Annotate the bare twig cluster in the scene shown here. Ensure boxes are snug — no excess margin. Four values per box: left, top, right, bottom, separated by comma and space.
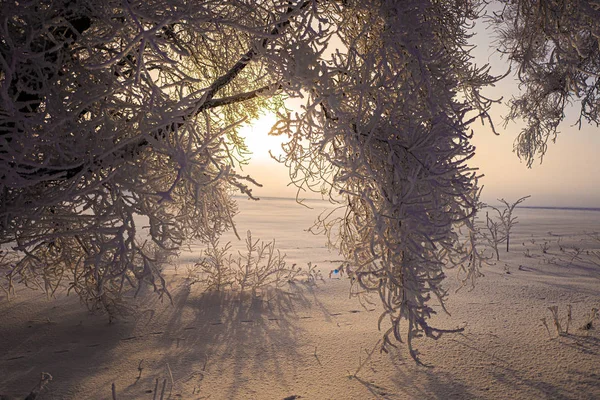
481, 196, 530, 260
188, 231, 322, 295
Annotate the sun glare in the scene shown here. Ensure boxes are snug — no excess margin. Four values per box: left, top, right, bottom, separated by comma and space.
239, 113, 286, 161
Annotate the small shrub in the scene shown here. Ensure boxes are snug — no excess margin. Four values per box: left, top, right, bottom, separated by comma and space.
192, 237, 234, 291
192, 231, 322, 295
481, 195, 530, 259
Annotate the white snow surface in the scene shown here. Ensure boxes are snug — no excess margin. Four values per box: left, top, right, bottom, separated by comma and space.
1, 198, 599, 399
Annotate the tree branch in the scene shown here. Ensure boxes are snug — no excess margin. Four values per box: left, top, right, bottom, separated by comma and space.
11, 0, 312, 184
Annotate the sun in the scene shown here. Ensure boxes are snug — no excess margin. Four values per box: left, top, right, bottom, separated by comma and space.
239, 113, 286, 161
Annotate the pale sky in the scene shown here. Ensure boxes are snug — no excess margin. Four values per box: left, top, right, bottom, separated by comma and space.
469, 20, 600, 208
238, 19, 600, 208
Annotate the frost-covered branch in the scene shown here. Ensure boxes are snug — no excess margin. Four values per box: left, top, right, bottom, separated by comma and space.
491, 0, 600, 166
274, 0, 499, 363
0, 0, 322, 316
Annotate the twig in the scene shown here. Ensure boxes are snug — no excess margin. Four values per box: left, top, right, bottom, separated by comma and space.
24, 372, 53, 400
166, 363, 174, 398
159, 379, 167, 400
351, 339, 381, 378
136, 359, 144, 381
548, 306, 562, 335
541, 318, 553, 338
313, 346, 321, 365
111, 382, 117, 400
153, 378, 159, 400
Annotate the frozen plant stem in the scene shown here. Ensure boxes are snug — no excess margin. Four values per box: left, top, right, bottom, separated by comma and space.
485, 211, 505, 261
166, 363, 174, 399
159, 379, 167, 400
548, 306, 562, 335
136, 359, 144, 381
352, 339, 382, 378
541, 318, 553, 338
153, 379, 159, 400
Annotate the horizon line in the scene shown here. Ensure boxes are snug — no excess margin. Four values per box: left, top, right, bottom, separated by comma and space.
233, 195, 600, 211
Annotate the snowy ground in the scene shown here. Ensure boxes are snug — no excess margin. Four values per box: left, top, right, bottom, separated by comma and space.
1, 198, 599, 399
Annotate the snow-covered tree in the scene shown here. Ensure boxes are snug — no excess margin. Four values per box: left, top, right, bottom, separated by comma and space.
491, 0, 600, 166
1, 0, 498, 361
276, 0, 498, 361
